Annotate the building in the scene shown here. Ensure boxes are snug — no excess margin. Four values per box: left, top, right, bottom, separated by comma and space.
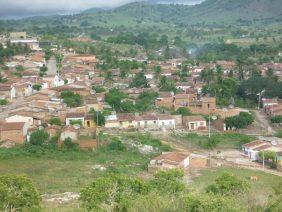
149, 152, 190, 172
182, 115, 207, 130
66, 112, 85, 126
60, 125, 78, 141
0, 122, 29, 144
155, 92, 174, 109
5, 115, 33, 127
156, 114, 176, 129
242, 140, 271, 161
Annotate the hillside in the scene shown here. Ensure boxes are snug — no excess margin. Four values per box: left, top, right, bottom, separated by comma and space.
1, 0, 282, 31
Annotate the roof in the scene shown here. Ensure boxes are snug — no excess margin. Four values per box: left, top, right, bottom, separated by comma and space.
252, 144, 272, 151
158, 92, 173, 98
154, 152, 190, 163
183, 115, 206, 122
242, 140, 267, 148
66, 112, 85, 118
117, 113, 135, 121
157, 114, 174, 120
0, 122, 25, 131
174, 93, 190, 99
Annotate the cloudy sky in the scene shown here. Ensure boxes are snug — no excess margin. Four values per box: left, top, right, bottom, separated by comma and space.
0, 0, 204, 18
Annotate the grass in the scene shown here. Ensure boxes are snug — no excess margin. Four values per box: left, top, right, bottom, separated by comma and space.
0, 148, 151, 194
171, 132, 255, 150
190, 167, 282, 206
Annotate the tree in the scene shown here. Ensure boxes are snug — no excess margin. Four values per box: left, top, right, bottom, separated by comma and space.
92, 85, 105, 93
206, 172, 249, 195
0, 175, 40, 211
105, 88, 128, 111
130, 71, 149, 88
108, 137, 126, 151
61, 90, 83, 108
135, 91, 158, 112
29, 130, 49, 146
153, 65, 163, 79
175, 107, 192, 116
89, 108, 105, 126
44, 49, 52, 61
32, 84, 42, 91
225, 112, 254, 130
158, 76, 176, 92
39, 64, 48, 77
0, 99, 7, 105
62, 137, 78, 151
49, 117, 62, 126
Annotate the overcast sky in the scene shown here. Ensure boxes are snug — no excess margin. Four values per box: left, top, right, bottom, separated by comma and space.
0, 0, 204, 18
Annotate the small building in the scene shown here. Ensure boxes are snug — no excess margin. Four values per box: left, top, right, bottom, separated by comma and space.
0, 122, 29, 144
60, 125, 78, 141
157, 114, 175, 130
66, 112, 85, 126
242, 140, 270, 161
149, 152, 190, 172
5, 115, 33, 128
182, 115, 207, 130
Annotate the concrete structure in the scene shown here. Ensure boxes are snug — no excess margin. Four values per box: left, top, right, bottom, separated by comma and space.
182, 115, 207, 130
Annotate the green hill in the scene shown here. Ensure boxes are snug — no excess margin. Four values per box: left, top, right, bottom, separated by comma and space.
1, 0, 281, 30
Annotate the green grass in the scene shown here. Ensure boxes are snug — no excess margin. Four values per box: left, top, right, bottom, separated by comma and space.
190, 167, 282, 206
171, 133, 255, 150
0, 148, 151, 194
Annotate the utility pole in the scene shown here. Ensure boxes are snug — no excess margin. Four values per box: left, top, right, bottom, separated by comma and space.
262, 150, 265, 170
96, 110, 99, 149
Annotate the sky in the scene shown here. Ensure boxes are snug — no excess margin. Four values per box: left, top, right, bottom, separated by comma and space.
0, 0, 204, 19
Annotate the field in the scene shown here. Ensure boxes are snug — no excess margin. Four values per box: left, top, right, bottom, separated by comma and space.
190, 167, 282, 206
0, 148, 151, 193
170, 132, 255, 150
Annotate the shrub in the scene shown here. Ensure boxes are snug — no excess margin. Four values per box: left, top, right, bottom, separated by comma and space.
225, 112, 254, 129
29, 130, 49, 146
49, 117, 62, 126
108, 138, 126, 151
0, 175, 41, 211
92, 85, 106, 93
270, 115, 282, 124
62, 137, 78, 151
0, 99, 7, 105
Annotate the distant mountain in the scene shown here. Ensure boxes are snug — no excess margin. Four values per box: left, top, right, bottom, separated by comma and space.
1, 0, 282, 29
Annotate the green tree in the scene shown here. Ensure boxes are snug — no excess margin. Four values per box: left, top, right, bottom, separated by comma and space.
29, 130, 49, 146
62, 137, 78, 151
61, 90, 83, 108
225, 112, 254, 130
105, 88, 128, 111
49, 117, 62, 126
89, 108, 105, 126
92, 85, 106, 93
32, 84, 42, 91
175, 107, 192, 116
206, 172, 249, 195
130, 71, 149, 88
158, 76, 176, 92
0, 175, 40, 211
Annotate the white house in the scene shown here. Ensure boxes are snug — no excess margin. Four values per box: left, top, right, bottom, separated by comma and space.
182, 116, 207, 130
242, 140, 271, 161
66, 112, 85, 126
5, 115, 33, 128
60, 125, 78, 141
156, 114, 175, 129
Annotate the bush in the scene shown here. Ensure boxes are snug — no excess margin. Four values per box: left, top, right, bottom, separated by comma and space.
49, 117, 62, 126
174, 107, 192, 116
92, 85, 106, 93
206, 172, 249, 195
225, 112, 254, 129
62, 137, 78, 151
0, 175, 41, 211
0, 99, 7, 105
270, 115, 282, 124
32, 84, 42, 91
29, 130, 49, 146
108, 138, 126, 151
61, 90, 83, 108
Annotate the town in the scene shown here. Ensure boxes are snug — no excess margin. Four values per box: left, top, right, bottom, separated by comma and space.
0, 0, 282, 211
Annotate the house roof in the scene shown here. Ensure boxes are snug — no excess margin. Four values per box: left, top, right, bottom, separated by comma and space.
183, 115, 206, 122
242, 140, 267, 148
66, 112, 85, 118
252, 144, 272, 151
158, 92, 173, 98
0, 122, 25, 131
157, 114, 174, 120
117, 113, 135, 121
154, 152, 190, 163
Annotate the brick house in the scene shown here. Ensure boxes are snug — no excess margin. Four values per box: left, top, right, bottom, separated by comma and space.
0, 122, 29, 144
182, 115, 207, 130
155, 92, 174, 109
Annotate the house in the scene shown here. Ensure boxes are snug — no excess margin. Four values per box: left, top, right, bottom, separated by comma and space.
182, 115, 207, 130
60, 125, 78, 141
156, 114, 175, 129
136, 114, 158, 129
149, 152, 190, 171
155, 92, 174, 109
66, 112, 85, 126
5, 115, 33, 127
84, 114, 96, 129
0, 122, 29, 144
174, 93, 197, 108
105, 113, 137, 129
242, 140, 270, 161
262, 98, 278, 109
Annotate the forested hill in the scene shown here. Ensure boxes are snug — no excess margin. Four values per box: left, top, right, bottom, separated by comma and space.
1, 0, 282, 30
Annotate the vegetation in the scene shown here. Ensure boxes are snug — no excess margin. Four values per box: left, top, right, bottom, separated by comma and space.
0, 175, 40, 211
270, 115, 282, 124
49, 117, 62, 126
32, 84, 42, 91
225, 112, 254, 130
0, 99, 8, 105
29, 130, 49, 146
92, 85, 106, 93
61, 90, 83, 108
